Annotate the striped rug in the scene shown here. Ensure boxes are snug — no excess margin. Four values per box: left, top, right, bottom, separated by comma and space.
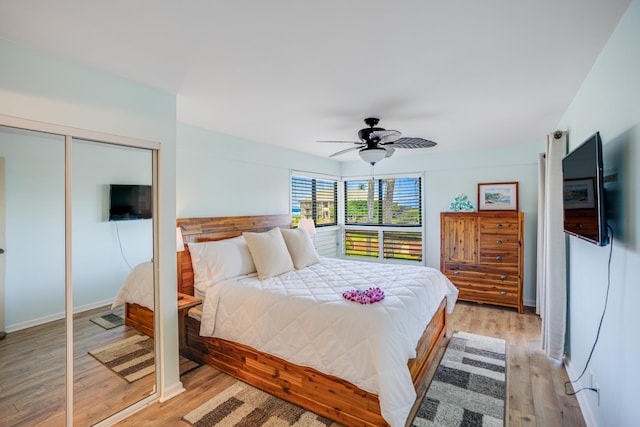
411, 331, 506, 427
89, 334, 200, 383
182, 381, 340, 427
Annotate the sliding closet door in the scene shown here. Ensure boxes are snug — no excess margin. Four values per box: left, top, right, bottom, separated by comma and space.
71, 139, 154, 425
0, 126, 66, 426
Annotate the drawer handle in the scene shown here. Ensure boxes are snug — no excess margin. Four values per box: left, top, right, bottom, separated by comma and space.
495, 255, 503, 260
500, 275, 508, 280
496, 223, 503, 227
496, 239, 502, 244
453, 271, 460, 275
500, 291, 507, 295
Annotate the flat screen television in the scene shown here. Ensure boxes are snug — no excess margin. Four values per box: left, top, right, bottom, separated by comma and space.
562, 132, 608, 246
109, 184, 152, 221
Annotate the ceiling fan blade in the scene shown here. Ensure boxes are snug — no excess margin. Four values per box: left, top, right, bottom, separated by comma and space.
379, 134, 402, 144
371, 129, 401, 141
384, 146, 396, 158
329, 145, 363, 157
386, 137, 437, 149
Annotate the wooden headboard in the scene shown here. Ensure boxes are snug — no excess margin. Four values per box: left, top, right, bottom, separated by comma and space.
176, 214, 292, 296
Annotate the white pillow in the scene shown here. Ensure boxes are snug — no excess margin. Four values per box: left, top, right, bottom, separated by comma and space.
243, 227, 294, 280
281, 227, 320, 269
188, 236, 256, 285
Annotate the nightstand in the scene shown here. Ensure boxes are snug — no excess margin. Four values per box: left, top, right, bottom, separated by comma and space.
178, 292, 202, 311
178, 292, 202, 354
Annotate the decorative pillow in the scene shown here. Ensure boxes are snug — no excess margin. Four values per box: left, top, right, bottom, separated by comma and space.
188, 236, 256, 285
243, 227, 294, 280
281, 227, 320, 269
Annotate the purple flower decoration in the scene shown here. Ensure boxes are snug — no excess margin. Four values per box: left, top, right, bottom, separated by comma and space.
342, 287, 385, 304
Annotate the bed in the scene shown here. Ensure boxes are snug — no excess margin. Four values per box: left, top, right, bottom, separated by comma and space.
175, 214, 458, 427
111, 260, 155, 337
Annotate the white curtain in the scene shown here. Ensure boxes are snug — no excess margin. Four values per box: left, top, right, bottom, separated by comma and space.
536, 131, 567, 360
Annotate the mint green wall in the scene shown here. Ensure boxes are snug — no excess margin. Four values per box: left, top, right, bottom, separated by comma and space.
558, 2, 639, 426
176, 123, 340, 218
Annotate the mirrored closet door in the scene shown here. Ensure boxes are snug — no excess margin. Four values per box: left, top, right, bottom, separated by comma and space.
72, 139, 155, 425
0, 126, 66, 426
0, 120, 160, 426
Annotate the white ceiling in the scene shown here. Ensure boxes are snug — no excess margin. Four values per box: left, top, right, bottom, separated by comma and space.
0, 1, 631, 162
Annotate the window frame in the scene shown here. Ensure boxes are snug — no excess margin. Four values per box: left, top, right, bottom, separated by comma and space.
290, 170, 339, 228
342, 172, 425, 264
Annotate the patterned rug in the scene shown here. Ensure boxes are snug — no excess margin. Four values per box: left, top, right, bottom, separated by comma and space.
182, 381, 341, 427
90, 308, 125, 330
411, 331, 506, 427
89, 334, 200, 383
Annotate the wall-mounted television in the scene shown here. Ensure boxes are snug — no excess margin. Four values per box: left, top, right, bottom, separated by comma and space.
109, 184, 152, 221
562, 132, 608, 246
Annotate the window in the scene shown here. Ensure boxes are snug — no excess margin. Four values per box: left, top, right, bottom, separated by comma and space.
345, 229, 378, 258
344, 175, 423, 262
345, 177, 421, 226
291, 174, 337, 227
383, 230, 422, 261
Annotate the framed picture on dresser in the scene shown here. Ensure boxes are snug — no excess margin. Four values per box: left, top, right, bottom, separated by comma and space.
478, 182, 518, 211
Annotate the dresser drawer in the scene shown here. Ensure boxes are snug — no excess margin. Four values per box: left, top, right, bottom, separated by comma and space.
457, 286, 519, 307
444, 265, 519, 287
480, 233, 519, 246
479, 217, 519, 234
479, 248, 519, 265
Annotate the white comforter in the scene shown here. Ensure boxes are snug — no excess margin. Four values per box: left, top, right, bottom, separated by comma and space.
198, 257, 458, 427
111, 261, 154, 311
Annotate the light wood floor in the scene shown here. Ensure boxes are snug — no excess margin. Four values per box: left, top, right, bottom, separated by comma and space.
0, 306, 155, 427
1, 302, 586, 426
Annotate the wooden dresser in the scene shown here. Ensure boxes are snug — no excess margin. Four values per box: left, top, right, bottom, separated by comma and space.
440, 211, 524, 313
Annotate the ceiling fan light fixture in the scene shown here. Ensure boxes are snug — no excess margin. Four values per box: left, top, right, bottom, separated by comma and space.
359, 147, 387, 165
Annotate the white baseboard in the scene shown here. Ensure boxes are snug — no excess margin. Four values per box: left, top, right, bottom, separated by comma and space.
564, 358, 598, 427
6, 297, 114, 333
160, 381, 186, 402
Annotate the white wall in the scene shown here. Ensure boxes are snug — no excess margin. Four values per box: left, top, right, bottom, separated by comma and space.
341, 143, 543, 306
176, 123, 340, 218
558, 2, 639, 426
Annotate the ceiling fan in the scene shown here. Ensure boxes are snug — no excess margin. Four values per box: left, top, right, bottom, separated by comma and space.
318, 117, 437, 165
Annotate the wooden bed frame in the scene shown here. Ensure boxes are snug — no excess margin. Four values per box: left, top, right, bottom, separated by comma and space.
127, 214, 448, 426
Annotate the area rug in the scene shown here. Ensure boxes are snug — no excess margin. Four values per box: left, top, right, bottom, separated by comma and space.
182, 381, 340, 427
89, 334, 200, 383
90, 308, 125, 330
411, 331, 506, 427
